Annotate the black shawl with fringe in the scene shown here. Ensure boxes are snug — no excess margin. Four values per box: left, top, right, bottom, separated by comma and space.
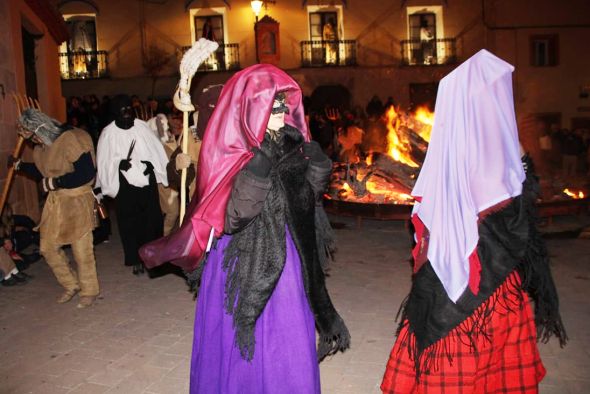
398, 156, 567, 376
220, 125, 349, 361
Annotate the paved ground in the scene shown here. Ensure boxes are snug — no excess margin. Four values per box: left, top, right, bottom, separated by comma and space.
1, 215, 589, 393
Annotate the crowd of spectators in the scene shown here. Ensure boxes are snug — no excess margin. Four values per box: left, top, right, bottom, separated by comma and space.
542, 123, 590, 180
307, 94, 403, 164
65, 95, 183, 147
65, 93, 590, 180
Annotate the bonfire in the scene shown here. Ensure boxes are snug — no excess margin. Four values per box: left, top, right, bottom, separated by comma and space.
327, 105, 433, 204
326, 106, 587, 208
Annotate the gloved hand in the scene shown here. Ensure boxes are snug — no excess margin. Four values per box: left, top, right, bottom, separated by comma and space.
93, 187, 104, 202
41, 177, 59, 193
7, 156, 20, 170
119, 159, 131, 172
141, 160, 154, 175
245, 148, 272, 177
302, 141, 328, 162
175, 153, 192, 171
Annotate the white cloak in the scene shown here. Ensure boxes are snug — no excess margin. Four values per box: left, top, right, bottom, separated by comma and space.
96, 119, 169, 198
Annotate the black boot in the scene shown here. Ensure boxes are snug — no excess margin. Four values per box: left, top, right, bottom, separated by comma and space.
2, 275, 27, 286
132, 263, 145, 275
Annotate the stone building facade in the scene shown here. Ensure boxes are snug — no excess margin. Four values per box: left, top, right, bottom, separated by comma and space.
0, 0, 584, 221
58, 0, 590, 167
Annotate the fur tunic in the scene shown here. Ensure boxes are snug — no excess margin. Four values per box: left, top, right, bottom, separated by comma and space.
33, 129, 96, 244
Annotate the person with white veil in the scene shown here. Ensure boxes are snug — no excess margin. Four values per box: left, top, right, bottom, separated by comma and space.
381, 50, 566, 393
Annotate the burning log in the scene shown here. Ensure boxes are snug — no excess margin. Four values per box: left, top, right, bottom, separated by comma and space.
328, 156, 417, 204
371, 153, 418, 191
399, 125, 427, 164
344, 164, 372, 198
326, 104, 434, 205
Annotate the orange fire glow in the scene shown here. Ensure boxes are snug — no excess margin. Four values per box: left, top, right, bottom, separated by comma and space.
385, 106, 420, 168
563, 188, 585, 199
340, 182, 353, 198
329, 105, 436, 204
413, 105, 434, 142
366, 180, 414, 203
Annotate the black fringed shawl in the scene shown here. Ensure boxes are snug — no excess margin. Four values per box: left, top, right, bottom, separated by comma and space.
221, 126, 349, 361
398, 156, 567, 376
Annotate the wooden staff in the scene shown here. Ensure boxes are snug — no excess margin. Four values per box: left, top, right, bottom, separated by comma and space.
179, 111, 189, 223
174, 38, 218, 224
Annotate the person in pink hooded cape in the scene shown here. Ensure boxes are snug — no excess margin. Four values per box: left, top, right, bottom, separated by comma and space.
141, 64, 349, 393
140, 64, 307, 270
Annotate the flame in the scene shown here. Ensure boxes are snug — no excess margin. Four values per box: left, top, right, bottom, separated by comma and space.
366, 180, 414, 201
412, 105, 434, 142
366, 154, 373, 166
563, 188, 585, 199
385, 106, 420, 168
340, 182, 352, 198
366, 180, 414, 204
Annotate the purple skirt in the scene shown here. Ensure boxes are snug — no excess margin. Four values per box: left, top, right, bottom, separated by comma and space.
189, 230, 320, 393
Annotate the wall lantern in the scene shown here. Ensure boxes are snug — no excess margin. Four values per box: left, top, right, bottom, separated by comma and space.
251, 1, 263, 21
250, 0, 276, 22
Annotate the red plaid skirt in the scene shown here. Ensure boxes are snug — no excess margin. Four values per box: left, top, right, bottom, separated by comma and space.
381, 273, 546, 394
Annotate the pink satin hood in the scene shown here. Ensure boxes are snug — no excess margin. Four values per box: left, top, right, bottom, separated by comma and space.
140, 64, 309, 270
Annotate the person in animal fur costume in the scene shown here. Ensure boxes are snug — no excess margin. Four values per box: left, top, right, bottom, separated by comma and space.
14, 109, 99, 308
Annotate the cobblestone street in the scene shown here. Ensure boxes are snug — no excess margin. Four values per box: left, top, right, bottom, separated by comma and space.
1, 216, 588, 393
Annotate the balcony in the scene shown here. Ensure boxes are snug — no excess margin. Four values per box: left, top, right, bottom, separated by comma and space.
400, 38, 457, 66
59, 50, 108, 80
300, 40, 357, 67
180, 43, 240, 72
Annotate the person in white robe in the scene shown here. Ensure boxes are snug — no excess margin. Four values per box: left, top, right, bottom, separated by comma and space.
96, 95, 169, 275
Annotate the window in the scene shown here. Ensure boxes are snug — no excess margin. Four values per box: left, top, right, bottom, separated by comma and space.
409, 13, 436, 42
194, 15, 224, 45
306, 8, 343, 66
59, 14, 107, 79
189, 8, 233, 71
65, 16, 97, 52
309, 11, 338, 65
194, 15, 225, 70
408, 13, 436, 65
309, 12, 338, 42
530, 35, 559, 67
404, 6, 450, 66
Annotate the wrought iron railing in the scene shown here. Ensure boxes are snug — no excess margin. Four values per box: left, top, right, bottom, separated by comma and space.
180, 43, 240, 72
59, 50, 108, 79
400, 38, 457, 66
300, 40, 357, 67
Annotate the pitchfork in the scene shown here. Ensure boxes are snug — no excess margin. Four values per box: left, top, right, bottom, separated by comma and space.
0, 94, 41, 215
